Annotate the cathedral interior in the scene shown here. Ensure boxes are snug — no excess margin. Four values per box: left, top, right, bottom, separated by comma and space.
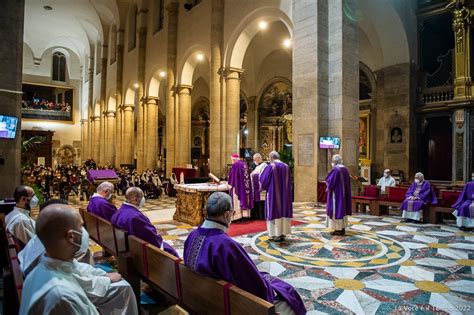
1, 0, 474, 314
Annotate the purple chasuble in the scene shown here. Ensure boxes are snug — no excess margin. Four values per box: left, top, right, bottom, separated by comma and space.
111, 203, 179, 257
86, 195, 117, 221
183, 224, 306, 315
228, 160, 254, 209
452, 182, 474, 218
400, 181, 437, 212
325, 165, 352, 219
260, 161, 293, 221
251, 173, 261, 202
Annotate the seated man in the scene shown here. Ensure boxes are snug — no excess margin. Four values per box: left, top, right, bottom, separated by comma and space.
377, 169, 396, 194
452, 182, 474, 230
87, 181, 117, 221
400, 172, 437, 223
184, 192, 306, 315
5, 185, 38, 245
111, 187, 178, 257
20, 203, 138, 315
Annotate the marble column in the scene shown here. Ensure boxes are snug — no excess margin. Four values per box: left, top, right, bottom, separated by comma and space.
115, 106, 122, 167
177, 85, 192, 166
81, 119, 89, 160
0, 0, 24, 198
105, 111, 116, 166
145, 97, 159, 170
246, 96, 258, 152
165, 2, 179, 176
224, 68, 243, 160
136, 99, 145, 171
92, 116, 101, 161
122, 105, 135, 165
210, 0, 225, 175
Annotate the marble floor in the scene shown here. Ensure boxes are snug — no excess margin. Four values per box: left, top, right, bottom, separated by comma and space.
69, 196, 474, 315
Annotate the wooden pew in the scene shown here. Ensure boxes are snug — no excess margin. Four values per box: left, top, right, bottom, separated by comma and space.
352, 185, 380, 215
128, 235, 275, 315
377, 186, 408, 216
429, 190, 460, 224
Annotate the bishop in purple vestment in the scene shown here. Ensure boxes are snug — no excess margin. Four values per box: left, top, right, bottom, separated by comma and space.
452, 182, 474, 229
184, 192, 306, 315
325, 154, 352, 236
111, 187, 178, 257
401, 172, 437, 222
87, 181, 117, 221
228, 153, 253, 221
260, 151, 293, 242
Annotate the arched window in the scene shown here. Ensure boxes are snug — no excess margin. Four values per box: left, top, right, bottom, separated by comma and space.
154, 0, 164, 33
128, 5, 137, 51
110, 25, 117, 64
52, 52, 66, 82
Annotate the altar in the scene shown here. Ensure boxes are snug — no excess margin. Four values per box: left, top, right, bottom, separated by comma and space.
173, 182, 230, 226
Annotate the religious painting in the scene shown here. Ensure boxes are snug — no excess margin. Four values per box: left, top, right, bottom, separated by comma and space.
358, 112, 370, 161
390, 127, 403, 143
22, 83, 74, 122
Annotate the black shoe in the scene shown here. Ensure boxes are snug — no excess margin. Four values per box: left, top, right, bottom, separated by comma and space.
330, 230, 345, 236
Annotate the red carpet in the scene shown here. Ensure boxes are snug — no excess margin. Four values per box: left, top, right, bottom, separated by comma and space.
228, 219, 305, 237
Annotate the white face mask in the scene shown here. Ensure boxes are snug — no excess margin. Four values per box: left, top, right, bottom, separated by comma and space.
71, 227, 89, 254
384, 173, 389, 178
29, 195, 39, 208
414, 179, 421, 184
139, 196, 146, 208
106, 192, 113, 201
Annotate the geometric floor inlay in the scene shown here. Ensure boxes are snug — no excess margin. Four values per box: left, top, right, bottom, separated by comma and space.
251, 227, 411, 269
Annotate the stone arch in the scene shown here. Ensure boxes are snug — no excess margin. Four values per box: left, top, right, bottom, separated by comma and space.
178, 45, 210, 86
93, 99, 101, 116
256, 76, 292, 109
147, 66, 167, 98
359, 62, 376, 101
107, 90, 119, 112
225, 7, 293, 69
124, 83, 137, 105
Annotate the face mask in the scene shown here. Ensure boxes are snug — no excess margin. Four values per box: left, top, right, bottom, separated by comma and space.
414, 179, 420, 184
139, 196, 146, 208
71, 227, 89, 253
29, 195, 39, 208
331, 163, 335, 167
106, 192, 113, 201
384, 173, 389, 178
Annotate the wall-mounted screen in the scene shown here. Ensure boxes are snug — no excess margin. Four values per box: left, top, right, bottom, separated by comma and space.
319, 136, 340, 149
0, 115, 19, 139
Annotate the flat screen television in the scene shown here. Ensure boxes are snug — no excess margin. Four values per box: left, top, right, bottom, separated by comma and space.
319, 136, 340, 149
0, 115, 19, 139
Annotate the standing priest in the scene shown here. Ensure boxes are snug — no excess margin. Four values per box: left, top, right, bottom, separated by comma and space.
228, 153, 253, 221
325, 154, 352, 236
260, 151, 293, 243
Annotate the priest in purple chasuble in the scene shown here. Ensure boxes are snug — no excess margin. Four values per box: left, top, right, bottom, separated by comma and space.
250, 153, 268, 220
184, 192, 307, 315
400, 172, 437, 223
452, 182, 474, 229
260, 151, 293, 243
325, 154, 352, 236
87, 181, 117, 221
228, 153, 253, 221
111, 187, 179, 257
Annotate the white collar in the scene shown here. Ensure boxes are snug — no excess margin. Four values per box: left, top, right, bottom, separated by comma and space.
13, 206, 30, 216
123, 201, 140, 210
41, 254, 76, 273
201, 219, 228, 233
91, 193, 104, 199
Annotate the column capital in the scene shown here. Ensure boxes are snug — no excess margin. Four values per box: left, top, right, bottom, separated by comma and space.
81, 119, 89, 125
165, 1, 179, 13
91, 115, 100, 121
105, 110, 116, 117
178, 84, 193, 94
120, 104, 135, 111
223, 67, 244, 80
142, 96, 159, 105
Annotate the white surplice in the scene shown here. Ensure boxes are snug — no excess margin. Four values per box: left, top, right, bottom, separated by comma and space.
5, 206, 36, 244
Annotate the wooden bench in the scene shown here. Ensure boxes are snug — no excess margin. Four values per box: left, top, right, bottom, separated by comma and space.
128, 235, 275, 315
429, 190, 460, 224
377, 186, 408, 216
352, 185, 380, 215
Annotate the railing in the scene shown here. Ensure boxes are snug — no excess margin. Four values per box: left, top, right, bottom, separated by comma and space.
420, 85, 454, 105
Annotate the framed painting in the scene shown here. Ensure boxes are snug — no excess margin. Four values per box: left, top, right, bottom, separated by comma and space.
358, 112, 370, 162
22, 82, 74, 122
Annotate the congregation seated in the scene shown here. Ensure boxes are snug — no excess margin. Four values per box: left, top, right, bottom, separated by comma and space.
452, 182, 474, 230
86, 181, 117, 221
18, 199, 91, 276
111, 187, 179, 257
377, 169, 396, 194
400, 172, 437, 223
20, 203, 138, 315
184, 192, 306, 315
5, 185, 38, 245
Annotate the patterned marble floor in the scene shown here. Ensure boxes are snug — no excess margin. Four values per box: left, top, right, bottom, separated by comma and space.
69, 197, 474, 315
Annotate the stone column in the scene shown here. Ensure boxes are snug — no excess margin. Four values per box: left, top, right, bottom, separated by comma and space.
136, 11, 148, 172
136, 99, 145, 171
246, 96, 258, 151
115, 106, 122, 167
224, 68, 243, 159
145, 97, 159, 170
81, 119, 89, 160
177, 85, 192, 166
122, 105, 135, 165
91, 116, 101, 161
0, 0, 24, 198
165, 2, 179, 176
105, 111, 116, 166
99, 42, 108, 166
210, 0, 225, 175
115, 29, 125, 167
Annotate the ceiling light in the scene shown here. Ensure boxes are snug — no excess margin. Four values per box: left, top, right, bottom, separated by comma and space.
43, 5, 53, 10
196, 53, 204, 61
159, 71, 166, 78
134, 83, 139, 88
283, 38, 292, 48
244, 129, 249, 135
258, 21, 268, 30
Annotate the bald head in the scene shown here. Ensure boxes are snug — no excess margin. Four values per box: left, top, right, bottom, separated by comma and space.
332, 154, 343, 165
125, 187, 144, 206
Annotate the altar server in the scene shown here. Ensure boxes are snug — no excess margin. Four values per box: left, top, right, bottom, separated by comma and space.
377, 169, 396, 193
184, 192, 306, 315
325, 154, 352, 236
87, 181, 117, 221
250, 153, 267, 220
452, 182, 474, 230
228, 153, 253, 221
20, 203, 138, 315
400, 172, 437, 223
260, 151, 293, 242
111, 187, 179, 257
6, 185, 38, 244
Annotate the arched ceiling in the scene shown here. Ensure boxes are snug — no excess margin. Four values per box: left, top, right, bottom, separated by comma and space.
24, 0, 121, 64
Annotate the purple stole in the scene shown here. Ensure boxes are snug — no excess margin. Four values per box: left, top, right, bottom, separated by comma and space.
228, 160, 254, 210
325, 165, 352, 219
260, 161, 293, 221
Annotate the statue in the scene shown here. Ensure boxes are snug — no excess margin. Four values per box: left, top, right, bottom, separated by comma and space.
282, 113, 293, 143
447, 0, 471, 45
